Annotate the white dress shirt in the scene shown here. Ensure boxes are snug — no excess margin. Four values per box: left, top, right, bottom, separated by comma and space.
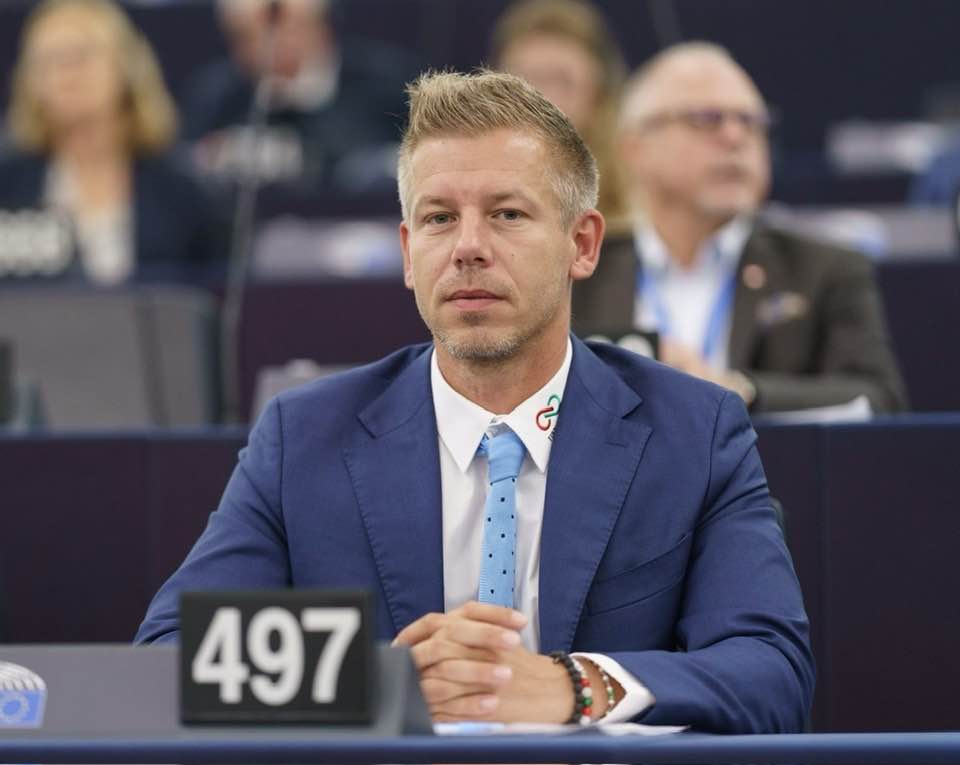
431, 340, 653, 723
634, 217, 752, 370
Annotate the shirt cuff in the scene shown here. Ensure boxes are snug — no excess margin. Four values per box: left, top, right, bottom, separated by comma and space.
572, 652, 655, 724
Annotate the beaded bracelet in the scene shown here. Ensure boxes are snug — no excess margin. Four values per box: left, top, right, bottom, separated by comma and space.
594, 663, 616, 719
549, 651, 593, 725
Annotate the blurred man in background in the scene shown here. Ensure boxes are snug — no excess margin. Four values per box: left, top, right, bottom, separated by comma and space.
573, 42, 907, 414
179, 0, 416, 194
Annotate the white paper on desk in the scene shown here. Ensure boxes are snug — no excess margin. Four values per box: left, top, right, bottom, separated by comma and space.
597, 722, 687, 736
433, 721, 686, 736
759, 394, 873, 424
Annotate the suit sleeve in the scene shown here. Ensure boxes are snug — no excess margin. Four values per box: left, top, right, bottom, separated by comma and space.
747, 250, 908, 413
607, 392, 815, 733
134, 399, 292, 644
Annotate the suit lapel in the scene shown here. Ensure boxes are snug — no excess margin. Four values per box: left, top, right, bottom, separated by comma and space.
728, 227, 774, 370
538, 339, 652, 653
342, 349, 444, 636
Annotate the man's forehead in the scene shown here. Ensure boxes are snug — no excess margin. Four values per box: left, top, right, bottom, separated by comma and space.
650, 55, 765, 109
408, 129, 551, 190
410, 128, 547, 167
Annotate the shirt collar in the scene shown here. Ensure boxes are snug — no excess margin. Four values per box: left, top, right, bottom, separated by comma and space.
635, 215, 753, 274
430, 339, 573, 474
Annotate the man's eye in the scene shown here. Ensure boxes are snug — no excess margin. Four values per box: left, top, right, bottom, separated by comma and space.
497, 209, 524, 221
426, 213, 452, 225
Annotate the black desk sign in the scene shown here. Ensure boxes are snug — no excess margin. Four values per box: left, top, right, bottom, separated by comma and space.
180, 590, 373, 725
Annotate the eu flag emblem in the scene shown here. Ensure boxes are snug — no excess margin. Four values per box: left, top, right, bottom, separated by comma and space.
0, 662, 46, 728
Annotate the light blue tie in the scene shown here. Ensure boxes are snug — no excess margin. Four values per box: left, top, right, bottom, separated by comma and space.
477, 428, 526, 608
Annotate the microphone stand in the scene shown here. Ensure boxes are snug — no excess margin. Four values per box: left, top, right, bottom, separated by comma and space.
647, 0, 682, 48
220, 0, 283, 424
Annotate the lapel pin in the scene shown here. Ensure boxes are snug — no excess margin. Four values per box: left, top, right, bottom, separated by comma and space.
742, 264, 766, 290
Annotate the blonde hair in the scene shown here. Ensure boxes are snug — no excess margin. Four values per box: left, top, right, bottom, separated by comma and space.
7, 0, 177, 153
490, 0, 628, 227
398, 69, 598, 229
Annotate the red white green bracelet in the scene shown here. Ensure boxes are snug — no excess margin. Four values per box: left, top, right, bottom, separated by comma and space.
550, 651, 593, 725
594, 661, 617, 718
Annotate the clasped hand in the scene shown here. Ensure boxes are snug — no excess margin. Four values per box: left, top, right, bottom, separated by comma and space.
392, 601, 572, 723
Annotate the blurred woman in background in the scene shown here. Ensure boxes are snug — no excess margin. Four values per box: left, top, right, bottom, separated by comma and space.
0, 0, 223, 284
491, 0, 630, 232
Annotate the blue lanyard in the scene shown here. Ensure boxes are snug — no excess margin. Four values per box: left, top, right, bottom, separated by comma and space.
637, 261, 738, 363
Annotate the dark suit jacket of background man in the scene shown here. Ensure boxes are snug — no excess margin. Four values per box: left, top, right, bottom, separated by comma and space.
572, 224, 908, 413
137, 337, 815, 733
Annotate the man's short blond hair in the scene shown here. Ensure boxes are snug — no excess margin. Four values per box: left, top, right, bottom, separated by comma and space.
397, 69, 598, 228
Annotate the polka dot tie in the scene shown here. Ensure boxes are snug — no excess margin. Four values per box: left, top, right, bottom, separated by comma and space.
476, 429, 526, 608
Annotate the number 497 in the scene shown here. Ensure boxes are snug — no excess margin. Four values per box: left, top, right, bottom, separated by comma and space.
191, 607, 360, 706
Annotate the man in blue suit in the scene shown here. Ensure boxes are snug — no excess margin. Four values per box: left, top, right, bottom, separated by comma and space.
137, 70, 814, 732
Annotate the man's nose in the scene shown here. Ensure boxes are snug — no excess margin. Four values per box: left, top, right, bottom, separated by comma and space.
451, 215, 491, 267
717, 115, 751, 146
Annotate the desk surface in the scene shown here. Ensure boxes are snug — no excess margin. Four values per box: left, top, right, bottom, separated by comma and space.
1, 731, 960, 764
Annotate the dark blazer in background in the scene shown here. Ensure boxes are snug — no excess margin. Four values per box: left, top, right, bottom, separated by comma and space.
136, 337, 814, 733
178, 40, 418, 193
0, 150, 226, 281
572, 224, 908, 413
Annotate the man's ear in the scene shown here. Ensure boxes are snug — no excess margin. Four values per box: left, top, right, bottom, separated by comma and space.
399, 221, 415, 290
569, 209, 605, 282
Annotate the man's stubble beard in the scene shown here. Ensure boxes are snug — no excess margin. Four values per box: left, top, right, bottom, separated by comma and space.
418, 275, 571, 366
432, 318, 529, 365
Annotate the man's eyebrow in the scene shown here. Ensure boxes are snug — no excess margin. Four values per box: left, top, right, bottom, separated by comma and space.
411, 195, 453, 216
488, 191, 537, 206
412, 191, 539, 214
415, 195, 450, 209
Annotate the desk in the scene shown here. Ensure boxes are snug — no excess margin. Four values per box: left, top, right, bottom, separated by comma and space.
1, 731, 960, 764
2, 420, 959, 733
0, 430, 244, 642
756, 416, 960, 732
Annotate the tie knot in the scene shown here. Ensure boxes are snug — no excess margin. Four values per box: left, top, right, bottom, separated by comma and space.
479, 429, 525, 484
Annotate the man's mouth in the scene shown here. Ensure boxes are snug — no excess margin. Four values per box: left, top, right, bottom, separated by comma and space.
711, 164, 751, 181
446, 290, 502, 310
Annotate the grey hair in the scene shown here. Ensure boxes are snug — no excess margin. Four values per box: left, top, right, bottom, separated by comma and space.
619, 41, 749, 132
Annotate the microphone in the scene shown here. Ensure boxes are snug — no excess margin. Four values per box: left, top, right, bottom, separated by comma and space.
0, 339, 12, 426
220, 0, 285, 424
647, 0, 682, 47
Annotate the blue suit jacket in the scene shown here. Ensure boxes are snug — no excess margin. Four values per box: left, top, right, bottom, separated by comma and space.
136, 337, 814, 733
